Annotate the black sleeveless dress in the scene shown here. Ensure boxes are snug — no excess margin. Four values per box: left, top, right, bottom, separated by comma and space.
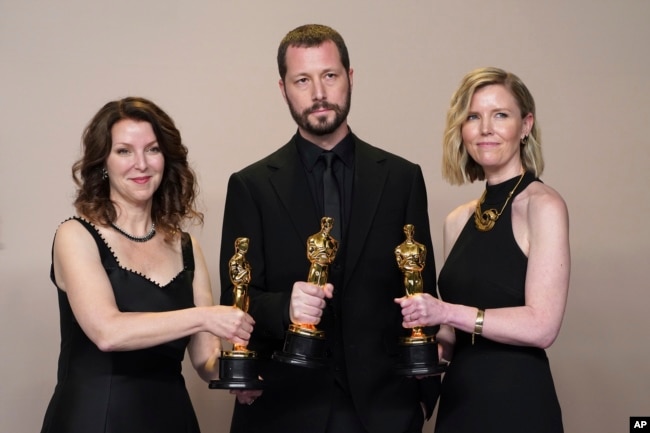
40, 217, 201, 433
435, 172, 563, 433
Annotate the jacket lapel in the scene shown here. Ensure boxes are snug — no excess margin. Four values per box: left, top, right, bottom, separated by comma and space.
268, 139, 322, 245
343, 139, 388, 288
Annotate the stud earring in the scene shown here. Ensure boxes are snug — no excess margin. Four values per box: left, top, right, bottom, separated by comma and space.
101, 168, 109, 180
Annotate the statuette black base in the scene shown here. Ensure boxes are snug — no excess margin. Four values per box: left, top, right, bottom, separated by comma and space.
209, 350, 263, 390
272, 325, 327, 369
395, 335, 446, 377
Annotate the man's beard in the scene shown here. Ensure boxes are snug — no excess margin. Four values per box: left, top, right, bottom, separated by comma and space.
287, 86, 352, 136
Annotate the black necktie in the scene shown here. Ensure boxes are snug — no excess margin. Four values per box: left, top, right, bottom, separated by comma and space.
322, 152, 342, 241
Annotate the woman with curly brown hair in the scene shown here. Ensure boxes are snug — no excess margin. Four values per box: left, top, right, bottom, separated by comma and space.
40, 97, 254, 433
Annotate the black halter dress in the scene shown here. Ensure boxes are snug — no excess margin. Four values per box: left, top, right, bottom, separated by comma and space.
435, 172, 563, 433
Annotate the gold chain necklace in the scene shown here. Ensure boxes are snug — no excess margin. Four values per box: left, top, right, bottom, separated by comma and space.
474, 171, 526, 232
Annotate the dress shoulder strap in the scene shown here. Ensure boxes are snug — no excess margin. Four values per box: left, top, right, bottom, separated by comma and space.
50, 216, 116, 286
180, 232, 195, 272
70, 217, 117, 266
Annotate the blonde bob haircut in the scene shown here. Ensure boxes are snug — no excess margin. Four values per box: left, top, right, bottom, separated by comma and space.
442, 67, 543, 185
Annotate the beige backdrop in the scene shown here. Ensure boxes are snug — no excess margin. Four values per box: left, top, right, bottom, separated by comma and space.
1, 1, 649, 432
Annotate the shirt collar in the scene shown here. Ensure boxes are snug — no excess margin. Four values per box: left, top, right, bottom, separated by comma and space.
295, 129, 355, 172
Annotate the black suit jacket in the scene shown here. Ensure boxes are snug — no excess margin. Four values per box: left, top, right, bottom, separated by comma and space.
220, 133, 440, 433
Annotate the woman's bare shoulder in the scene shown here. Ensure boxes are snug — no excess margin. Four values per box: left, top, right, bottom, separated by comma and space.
445, 200, 476, 230
54, 217, 99, 250
518, 181, 568, 216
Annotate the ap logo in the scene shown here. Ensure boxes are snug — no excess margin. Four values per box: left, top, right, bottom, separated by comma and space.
631, 417, 650, 431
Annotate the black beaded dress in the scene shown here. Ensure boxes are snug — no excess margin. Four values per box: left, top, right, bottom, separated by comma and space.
435, 172, 563, 433
40, 217, 201, 433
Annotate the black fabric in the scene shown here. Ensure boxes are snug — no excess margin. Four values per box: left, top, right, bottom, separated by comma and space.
322, 151, 342, 241
435, 172, 563, 433
296, 130, 354, 245
40, 217, 200, 433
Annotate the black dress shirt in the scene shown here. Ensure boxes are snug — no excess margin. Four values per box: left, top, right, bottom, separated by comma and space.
295, 129, 356, 389
295, 130, 355, 246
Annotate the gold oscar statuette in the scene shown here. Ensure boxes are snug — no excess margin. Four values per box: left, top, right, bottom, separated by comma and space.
394, 224, 445, 376
209, 237, 263, 389
273, 217, 338, 368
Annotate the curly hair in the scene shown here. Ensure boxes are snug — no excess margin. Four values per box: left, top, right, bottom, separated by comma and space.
442, 67, 544, 185
72, 97, 203, 240
277, 24, 350, 81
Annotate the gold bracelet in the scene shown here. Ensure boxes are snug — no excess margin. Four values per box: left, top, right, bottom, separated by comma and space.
472, 308, 485, 345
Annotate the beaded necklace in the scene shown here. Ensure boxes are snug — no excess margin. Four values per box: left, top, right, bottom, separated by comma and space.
110, 222, 156, 242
